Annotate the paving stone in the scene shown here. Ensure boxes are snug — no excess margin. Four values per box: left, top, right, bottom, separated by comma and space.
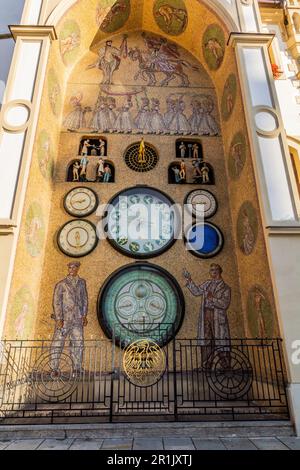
163, 438, 195, 450
133, 438, 163, 450
221, 438, 257, 450
276, 437, 300, 450
101, 438, 133, 450
5, 439, 44, 450
38, 438, 74, 450
250, 438, 289, 450
69, 438, 103, 450
192, 438, 227, 450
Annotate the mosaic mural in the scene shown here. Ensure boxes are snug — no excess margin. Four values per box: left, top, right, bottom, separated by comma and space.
8, 286, 35, 339
96, 0, 131, 33
59, 19, 81, 66
25, 201, 45, 258
236, 201, 258, 256
228, 131, 247, 180
153, 0, 188, 36
48, 68, 62, 117
247, 285, 274, 337
202, 24, 225, 71
63, 33, 220, 136
37, 130, 54, 181
221, 73, 237, 121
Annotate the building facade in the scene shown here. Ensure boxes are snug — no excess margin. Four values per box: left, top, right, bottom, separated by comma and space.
0, 0, 300, 432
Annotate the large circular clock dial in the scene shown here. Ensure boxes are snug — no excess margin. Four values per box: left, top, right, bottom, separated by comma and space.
98, 263, 185, 347
64, 187, 98, 217
57, 219, 98, 257
185, 189, 217, 219
105, 186, 178, 258
185, 222, 224, 258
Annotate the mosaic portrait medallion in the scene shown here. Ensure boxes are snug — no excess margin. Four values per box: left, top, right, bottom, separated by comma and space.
25, 202, 45, 258
59, 20, 81, 66
153, 0, 188, 36
98, 263, 184, 347
8, 286, 35, 339
221, 73, 237, 121
48, 68, 62, 117
96, 0, 131, 33
247, 285, 274, 337
236, 201, 258, 256
202, 24, 225, 71
37, 130, 54, 181
228, 131, 247, 180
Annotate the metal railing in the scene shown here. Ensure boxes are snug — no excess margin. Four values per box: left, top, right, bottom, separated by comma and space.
0, 338, 289, 424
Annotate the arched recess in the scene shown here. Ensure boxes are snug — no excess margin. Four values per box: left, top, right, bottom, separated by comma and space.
45, 0, 240, 33
3, 0, 282, 348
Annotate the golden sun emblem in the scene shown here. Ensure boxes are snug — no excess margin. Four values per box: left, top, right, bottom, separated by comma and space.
123, 339, 166, 387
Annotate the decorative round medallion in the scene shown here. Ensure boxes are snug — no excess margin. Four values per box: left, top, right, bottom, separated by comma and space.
185, 190, 217, 219
123, 339, 166, 387
64, 187, 98, 217
105, 186, 177, 258
124, 142, 158, 172
206, 348, 253, 400
98, 263, 184, 347
185, 222, 224, 258
32, 351, 79, 402
57, 219, 98, 257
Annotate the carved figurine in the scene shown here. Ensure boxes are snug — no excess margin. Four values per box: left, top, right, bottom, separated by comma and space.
72, 161, 81, 182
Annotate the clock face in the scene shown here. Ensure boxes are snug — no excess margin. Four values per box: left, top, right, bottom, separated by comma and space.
185, 222, 224, 258
185, 190, 217, 219
57, 219, 98, 257
98, 263, 184, 347
64, 187, 98, 217
105, 186, 177, 258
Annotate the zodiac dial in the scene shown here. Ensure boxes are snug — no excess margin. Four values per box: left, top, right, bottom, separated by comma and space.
105, 186, 178, 258
98, 263, 184, 346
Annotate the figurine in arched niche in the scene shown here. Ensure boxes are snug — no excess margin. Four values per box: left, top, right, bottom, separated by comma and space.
79, 136, 107, 157
97, 160, 115, 183
176, 139, 203, 159
67, 159, 81, 182
168, 160, 215, 184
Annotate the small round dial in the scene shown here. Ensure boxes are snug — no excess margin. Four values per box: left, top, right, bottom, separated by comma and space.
64, 187, 98, 217
105, 186, 177, 259
57, 219, 98, 257
185, 222, 224, 258
185, 190, 217, 219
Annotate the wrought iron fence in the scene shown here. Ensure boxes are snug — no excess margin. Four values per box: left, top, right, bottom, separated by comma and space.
0, 337, 289, 424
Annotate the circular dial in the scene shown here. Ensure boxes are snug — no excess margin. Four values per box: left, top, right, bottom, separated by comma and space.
57, 219, 98, 257
124, 143, 158, 172
185, 222, 224, 258
98, 263, 184, 347
64, 187, 98, 217
185, 190, 217, 219
105, 186, 177, 258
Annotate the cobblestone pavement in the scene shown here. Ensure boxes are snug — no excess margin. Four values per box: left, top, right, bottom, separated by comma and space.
0, 436, 299, 450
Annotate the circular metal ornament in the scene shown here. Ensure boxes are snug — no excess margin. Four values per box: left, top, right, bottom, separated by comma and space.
32, 352, 79, 402
206, 348, 253, 400
105, 186, 177, 259
98, 263, 185, 347
63, 187, 98, 217
57, 219, 98, 257
123, 339, 166, 387
124, 143, 158, 172
185, 222, 224, 258
185, 189, 217, 219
